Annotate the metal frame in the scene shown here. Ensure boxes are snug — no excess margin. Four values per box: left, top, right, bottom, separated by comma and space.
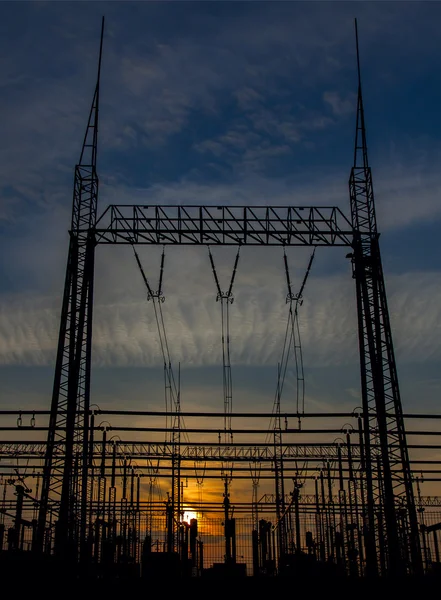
31, 18, 425, 577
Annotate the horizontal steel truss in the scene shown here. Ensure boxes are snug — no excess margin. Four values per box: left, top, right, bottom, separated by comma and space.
258, 494, 441, 508
2, 470, 441, 481
94, 204, 353, 246
0, 441, 407, 460
3, 496, 441, 509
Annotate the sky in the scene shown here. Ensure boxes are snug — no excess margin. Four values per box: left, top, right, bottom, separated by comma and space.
0, 1, 441, 502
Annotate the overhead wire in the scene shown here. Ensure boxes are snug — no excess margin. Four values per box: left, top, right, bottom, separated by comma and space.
266, 247, 316, 441
208, 246, 241, 511
208, 245, 241, 444
131, 244, 191, 445
195, 461, 206, 512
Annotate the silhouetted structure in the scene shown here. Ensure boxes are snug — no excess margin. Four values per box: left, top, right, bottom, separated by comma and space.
1, 18, 439, 583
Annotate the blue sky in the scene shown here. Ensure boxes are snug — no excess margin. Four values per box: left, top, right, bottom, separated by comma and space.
1, 0, 441, 439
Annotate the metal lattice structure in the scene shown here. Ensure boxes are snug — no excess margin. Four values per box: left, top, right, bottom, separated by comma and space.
11, 18, 427, 579
347, 21, 422, 576
36, 18, 104, 561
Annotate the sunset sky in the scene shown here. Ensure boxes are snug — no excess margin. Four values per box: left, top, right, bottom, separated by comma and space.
1, 1, 441, 506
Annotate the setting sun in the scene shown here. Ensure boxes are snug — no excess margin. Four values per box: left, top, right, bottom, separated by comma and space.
182, 510, 198, 523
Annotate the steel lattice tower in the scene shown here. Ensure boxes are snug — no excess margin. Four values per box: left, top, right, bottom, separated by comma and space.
37, 18, 104, 562
348, 19, 422, 577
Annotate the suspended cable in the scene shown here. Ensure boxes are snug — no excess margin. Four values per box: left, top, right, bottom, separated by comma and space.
195, 461, 206, 511
268, 247, 316, 436
131, 244, 191, 445
291, 246, 315, 422
294, 246, 316, 306
208, 245, 240, 445
209, 245, 241, 533
132, 243, 189, 554
132, 246, 156, 300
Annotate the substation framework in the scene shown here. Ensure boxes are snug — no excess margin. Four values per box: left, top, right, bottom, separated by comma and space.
1, 19, 440, 579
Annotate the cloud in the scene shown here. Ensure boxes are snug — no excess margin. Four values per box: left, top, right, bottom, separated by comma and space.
0, 293, 60, 366
1, 1, 440, 411
323, 91, 356, 116
1, 0, 439, 222
374, 158, 441, 231
98, 158, 441, 233
1, 248, 441, 371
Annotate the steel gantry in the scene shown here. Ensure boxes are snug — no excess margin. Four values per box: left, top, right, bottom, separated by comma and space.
33, 18, 424, 578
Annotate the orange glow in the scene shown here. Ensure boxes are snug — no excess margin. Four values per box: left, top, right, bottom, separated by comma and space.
182, 509, 198, 523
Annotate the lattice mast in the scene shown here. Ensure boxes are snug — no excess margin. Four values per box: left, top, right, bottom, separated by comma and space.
349, 19, 422, 576
37, 18, 105, 560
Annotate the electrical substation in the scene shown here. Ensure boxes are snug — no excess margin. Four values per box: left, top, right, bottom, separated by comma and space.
1, 18, 441, 583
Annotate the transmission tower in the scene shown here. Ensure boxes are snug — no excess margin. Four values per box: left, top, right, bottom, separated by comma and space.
37, 18, 105, 564
348, 19, 422, 577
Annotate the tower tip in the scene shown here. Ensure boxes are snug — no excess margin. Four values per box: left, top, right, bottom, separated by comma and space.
354, 18, 361, 88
